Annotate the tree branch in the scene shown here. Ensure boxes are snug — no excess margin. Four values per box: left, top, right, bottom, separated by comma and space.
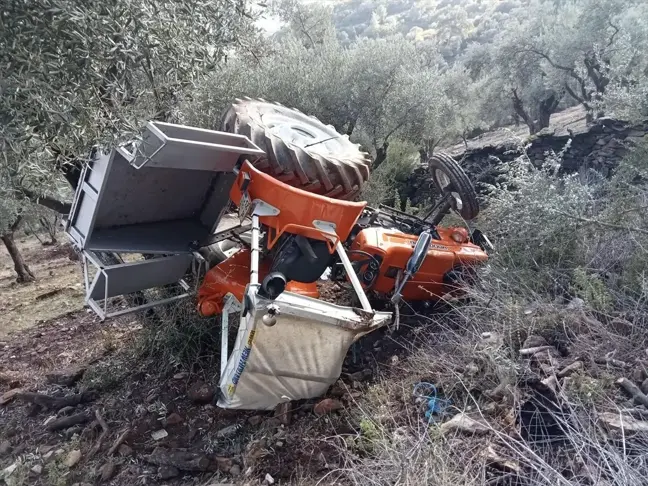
10, 215, 24, 233
523, 48, 587, 89
554, 210, 648, 235
19, 187, 72, 215
606, 20, 620, 50
564, 82, 585, 103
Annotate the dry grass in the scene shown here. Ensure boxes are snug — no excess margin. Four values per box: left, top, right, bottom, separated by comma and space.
322, 264, 648, 486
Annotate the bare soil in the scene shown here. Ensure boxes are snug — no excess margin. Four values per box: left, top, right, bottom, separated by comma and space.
0, 282, 411, 486
0, 237, 84, 338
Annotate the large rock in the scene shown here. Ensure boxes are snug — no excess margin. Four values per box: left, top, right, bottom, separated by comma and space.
313, 398, 343, 416
64, 450, 82, 468
187, 381, 215, 405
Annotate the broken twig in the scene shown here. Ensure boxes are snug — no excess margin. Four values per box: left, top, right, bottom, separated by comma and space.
16, 391, 96, 412
617, 378, 648, 408
88, 409, 109, 458
46, 411, 92, 431
108, 428, 130, 456
519, 346, 553, 357
558, 361, 584, 377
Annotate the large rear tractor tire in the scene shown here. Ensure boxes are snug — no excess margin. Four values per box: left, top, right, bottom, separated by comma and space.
221, 98, 371, 200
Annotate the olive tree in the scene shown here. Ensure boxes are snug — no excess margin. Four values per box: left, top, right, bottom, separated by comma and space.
1, 0, 256, 281
511, 0, 648, 122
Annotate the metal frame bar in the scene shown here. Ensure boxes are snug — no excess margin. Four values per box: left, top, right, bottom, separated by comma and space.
335, 241, 372, 312
81, 249, 192, 321
220, 294, 241, 380
201, 223, 252, 248
250, 214, 260, 286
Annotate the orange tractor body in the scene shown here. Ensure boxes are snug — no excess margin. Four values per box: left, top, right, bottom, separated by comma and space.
351, 227, 487, 301
197, 160, 489, 315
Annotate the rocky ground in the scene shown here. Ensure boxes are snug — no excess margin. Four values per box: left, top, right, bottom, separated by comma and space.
3, 244, 648, 486
0, 276, 414, 486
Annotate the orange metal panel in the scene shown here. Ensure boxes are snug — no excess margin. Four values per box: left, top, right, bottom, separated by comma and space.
351, 227, 488, 301
230, 161, 366, 246
197, 249, 320, 316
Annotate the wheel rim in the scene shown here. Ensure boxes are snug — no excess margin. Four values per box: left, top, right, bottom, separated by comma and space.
434, 169, 464, 211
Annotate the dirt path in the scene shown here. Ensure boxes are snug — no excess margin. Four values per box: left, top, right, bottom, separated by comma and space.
0, 237, 85, 338
0, 298, 397, 485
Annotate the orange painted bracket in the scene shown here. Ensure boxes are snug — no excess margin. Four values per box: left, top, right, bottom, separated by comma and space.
230, 160, 366, 246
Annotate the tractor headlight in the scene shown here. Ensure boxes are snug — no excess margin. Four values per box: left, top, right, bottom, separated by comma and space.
450, 228, 469, 243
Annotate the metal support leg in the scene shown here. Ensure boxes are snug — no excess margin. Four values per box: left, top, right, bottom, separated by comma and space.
250, 214, 260, 285
335, 241, 372, 312
220, 294, 241, 380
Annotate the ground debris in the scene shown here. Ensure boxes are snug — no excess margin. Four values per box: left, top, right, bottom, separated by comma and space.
274, 401, 292, 425
519, 345, 554, 357
46, 366, 86, 386
484, 445, 520, 473
107, 428, 131, 456
99, 462, 116, 482
158, 464, 180, 479
64, 449, 82, 467
558, 360, 584, 377
187, 381, 215, 404
0, 440, 10, 456
15, 391, 96, 412
165, 412, 183, 425
599, 412, 648, 433
314, 398, 344, 416
144, 446, 232, 472
617, 378, 648, 408
522, 335, 548, 349
151, 429, 169, 441
440, 413, 491, 435
46, 411, 92, 431
0, 388, 24, 405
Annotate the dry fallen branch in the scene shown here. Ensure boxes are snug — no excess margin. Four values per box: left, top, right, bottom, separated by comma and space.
16, 391, 96, 412
617, 378, 648, 408
594, 357, 628, 368
46, 411, 92, 431
558, 361, 583, 377
519, 346, 553, 356
144, 446, 231, 472
88, 409, 109, 458
107, 428, 131, 456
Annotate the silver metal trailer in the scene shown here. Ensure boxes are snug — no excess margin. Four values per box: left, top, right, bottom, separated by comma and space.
65, 121, 264, 319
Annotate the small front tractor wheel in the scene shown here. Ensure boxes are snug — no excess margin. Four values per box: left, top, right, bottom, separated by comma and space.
428, 152, 480, 220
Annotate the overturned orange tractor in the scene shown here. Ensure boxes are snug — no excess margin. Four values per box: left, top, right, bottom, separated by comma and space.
65, 99, 490, 410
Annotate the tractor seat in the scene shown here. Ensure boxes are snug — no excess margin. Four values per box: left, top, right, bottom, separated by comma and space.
230, 160, 366, 250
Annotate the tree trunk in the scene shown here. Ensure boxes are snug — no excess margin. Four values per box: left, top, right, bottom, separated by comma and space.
373, 142, 389, 169
1, 232, 35, 283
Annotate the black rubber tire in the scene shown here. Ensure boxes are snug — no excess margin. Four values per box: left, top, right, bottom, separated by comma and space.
221, 98, 371, 200
428, 152, 480, 220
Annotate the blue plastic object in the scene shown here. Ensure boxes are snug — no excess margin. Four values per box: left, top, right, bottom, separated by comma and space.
413, 382, 451, 421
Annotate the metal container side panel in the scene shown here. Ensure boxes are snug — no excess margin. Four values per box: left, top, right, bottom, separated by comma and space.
91, 150, 216, 229
88, 254, 193, 301
85, 151, 111, 192
199, 173, 237, 231
86, 220, 207, 254
130, 122, 265, 171
67, 152, 115, 248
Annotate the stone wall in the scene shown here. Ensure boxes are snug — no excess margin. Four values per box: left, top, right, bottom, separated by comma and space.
405, 117, 648, 206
